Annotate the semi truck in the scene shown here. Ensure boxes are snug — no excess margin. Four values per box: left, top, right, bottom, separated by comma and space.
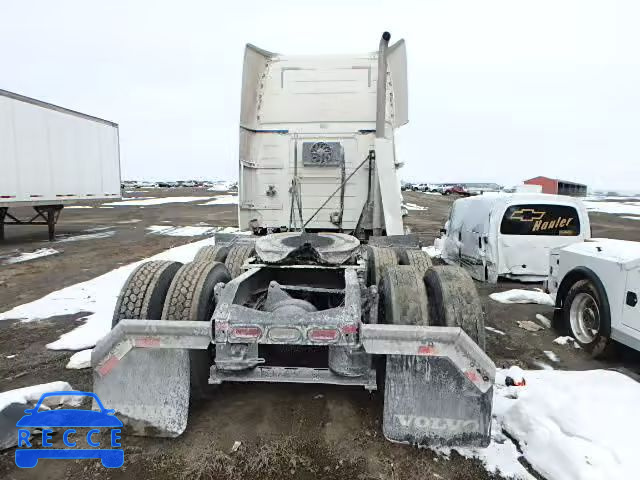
93, 32, 495, 448
0, 89, 121, 240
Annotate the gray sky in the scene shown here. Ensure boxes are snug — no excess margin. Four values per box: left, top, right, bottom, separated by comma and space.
2, 0, 638, 190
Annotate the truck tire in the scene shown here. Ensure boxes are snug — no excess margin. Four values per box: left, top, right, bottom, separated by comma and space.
193, 244, 230, 263
379, 266, 429, 326
162, 261, 231, 396
398, 249, 433, 275
112, 260, 183, 327
366, 246, 399, 288
225, 244, 255, 278
424, 265, 486, 351
562, 279, 613, 358
376, 265, 430, 391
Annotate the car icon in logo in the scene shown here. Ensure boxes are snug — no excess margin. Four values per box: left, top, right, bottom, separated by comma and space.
15, 391, 124, 468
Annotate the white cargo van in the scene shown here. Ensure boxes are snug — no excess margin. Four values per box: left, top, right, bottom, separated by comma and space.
0, 89, 121, 240
439, 193, 590, 282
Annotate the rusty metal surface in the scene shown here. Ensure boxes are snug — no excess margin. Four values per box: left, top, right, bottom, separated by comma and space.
255, 232, 360, 265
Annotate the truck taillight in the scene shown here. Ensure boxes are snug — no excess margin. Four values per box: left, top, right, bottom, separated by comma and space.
341, 324, 358, 335
231, 326, 262, 339
308, 328, 339, 342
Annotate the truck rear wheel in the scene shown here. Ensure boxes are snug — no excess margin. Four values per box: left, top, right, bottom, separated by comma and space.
225, 244, 255, 278
562, 279, 613, 358
366, 246, 399, 287
193, 245, 230, 264
424, 265, 486, 351
162, 261, 231, 396
379, 265, 429, 326
112, 260, 183, 327
398, 249, 433, 275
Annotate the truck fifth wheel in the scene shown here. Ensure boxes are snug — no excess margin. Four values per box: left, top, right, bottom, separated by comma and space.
93, 32, 495, 447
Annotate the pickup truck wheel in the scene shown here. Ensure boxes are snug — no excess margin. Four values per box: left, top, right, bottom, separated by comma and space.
424, 265, 486, 351
563, 279, 613, 358
112, 260, 183, 327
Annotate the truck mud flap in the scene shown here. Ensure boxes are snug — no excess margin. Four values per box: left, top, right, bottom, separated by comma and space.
384, 356, 492, 447
92, 320, 211, 437
361, 324, 494, 447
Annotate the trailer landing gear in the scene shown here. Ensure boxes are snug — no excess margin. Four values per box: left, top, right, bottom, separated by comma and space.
0, 205, 64, 241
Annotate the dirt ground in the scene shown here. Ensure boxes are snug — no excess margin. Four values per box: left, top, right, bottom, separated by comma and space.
1, 189, 640, 480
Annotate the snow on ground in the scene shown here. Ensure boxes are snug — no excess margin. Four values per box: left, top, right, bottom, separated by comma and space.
553, 336, 581, 348
441, 369, 640, 480
198, 195, 239, 206
497, 369, 640, 480
0, 233, 237, 350
533, 360, 554, 370
66, 349, 92, 369
485, 326, 506, 335
585, 195, 640, 201
490, 289, 554, 306
146, 225, 237, 237
583, 200, 640, 216
423, 238, 443, 258
2, 248, 60, 265
535, 313, 552, 328
102, 196, 211, 206
621, 216, 640, 221
403, 202, 428, 211
57, 231, 115, 242
65, 206, 94, 209
543, 350, 559, 363
0, 381, 81, 411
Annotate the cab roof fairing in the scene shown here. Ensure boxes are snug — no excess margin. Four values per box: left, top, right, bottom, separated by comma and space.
240, 39, 408, 131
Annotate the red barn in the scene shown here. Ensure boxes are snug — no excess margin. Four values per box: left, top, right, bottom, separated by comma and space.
524, 176, 587, 197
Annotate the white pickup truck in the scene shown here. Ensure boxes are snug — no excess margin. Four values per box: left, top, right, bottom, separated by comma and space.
547, 239, 640, 357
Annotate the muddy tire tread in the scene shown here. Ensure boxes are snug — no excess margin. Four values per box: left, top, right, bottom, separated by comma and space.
424, 265, 486, 350
225, 244, 255, 278
193, 245, 229, 264
399, 249, 433, 274
112, 260, 182, 326
367, 246, 399, 287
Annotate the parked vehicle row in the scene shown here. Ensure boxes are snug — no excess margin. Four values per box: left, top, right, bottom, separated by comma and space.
121, 180, 238, 190
401, 182, 471, 195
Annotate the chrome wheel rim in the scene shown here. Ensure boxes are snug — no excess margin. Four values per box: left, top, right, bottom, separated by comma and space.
569, 292, 600, 344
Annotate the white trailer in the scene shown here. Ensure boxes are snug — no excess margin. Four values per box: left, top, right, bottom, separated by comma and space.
0, 89, 121, 240
438, 193, 590, 282
547, 239, 640, 356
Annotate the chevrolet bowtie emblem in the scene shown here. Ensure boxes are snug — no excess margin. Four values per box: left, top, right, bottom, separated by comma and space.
510, 208, 546, 222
